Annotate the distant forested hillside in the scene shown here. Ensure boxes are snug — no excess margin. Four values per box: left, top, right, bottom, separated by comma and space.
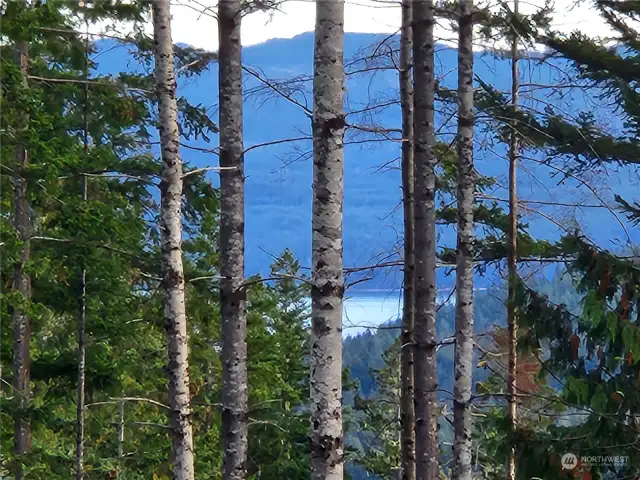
3, 2, 638, 479
344, 289, 504, 399
343, 270, 585, 479
95, 33, 639, 291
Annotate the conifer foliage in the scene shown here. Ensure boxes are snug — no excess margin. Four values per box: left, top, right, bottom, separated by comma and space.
1, 1, 639, 480
1, 2, 311, 478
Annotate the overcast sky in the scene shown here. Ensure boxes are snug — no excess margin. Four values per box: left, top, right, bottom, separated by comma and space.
172, 0, 607, 50
109, 0, 611, 51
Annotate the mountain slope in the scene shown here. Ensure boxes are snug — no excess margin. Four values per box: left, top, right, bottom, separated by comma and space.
95, 33, 638, 291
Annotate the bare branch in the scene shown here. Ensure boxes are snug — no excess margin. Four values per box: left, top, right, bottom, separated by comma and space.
244, 136, 312, 155
86, 396, 170, 410
182, 166, 237, 178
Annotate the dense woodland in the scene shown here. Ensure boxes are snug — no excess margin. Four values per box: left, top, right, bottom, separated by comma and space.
1, 0, 639, 479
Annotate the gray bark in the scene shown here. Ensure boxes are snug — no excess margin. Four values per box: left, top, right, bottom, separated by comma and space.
76, 262, 86, 480
412, 1, 439, 479
453, 1, 475, 480
76, 24, 89, 480
400, 0, 416, 478
310, 0, 346, 478
13, 40, 32, 480
218, 1, 248, 479
117, 400, 125, 478
152, 2, 195, 479
507, 1, 520, 479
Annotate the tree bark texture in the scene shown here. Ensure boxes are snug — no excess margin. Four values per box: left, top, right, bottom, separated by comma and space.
152, 2, 195, 478
400, 0, 416, 478
218, 1, 249, 479
412, 1, 439, 479
507, 1, 520, 479
454, 2, 475, 480
76, 23, 89, 480
76, 246, 86, 480
117, 400, 125, 477
310, 1, 346, 478
13, 39, 32, 480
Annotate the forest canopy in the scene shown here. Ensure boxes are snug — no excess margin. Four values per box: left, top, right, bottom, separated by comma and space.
1, 1, 638, 480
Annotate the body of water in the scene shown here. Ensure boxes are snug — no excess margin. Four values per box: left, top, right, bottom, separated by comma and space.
342, 289, 458, 337
343, 293, 403, 337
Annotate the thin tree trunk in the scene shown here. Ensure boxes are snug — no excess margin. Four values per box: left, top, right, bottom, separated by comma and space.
507, 1, 520, 479
397, 366, 403, 480
453, 1, 475, 479
152, 2, 195, 478
117, 400, 125, 479
13, 39, 32, 480
76, 21, 89, 480
412, 0, 439, 479
218, 1, 248, 479
76, 249, 86, 480
399, 0, 416, 478
310, 0, 346, 478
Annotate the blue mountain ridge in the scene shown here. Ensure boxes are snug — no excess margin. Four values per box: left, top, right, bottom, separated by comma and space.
95, 32, 638, 293
91, 34, 633, 479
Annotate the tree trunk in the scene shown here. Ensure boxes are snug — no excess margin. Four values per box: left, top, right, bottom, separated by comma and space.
412, 1, 439, 479
218, 1, 248, 479
76, 249, 86, 480
152, 2, 195, 478
76, 22, 89, 480
453, 1, 475, 480
117, 400, 125, 479
399, 0, 416, 478
507, 1, 520, 479
310, 0, 345, 478
13, 39, 32, 480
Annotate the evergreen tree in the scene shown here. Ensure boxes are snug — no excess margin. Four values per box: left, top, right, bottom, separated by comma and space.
11, 22, 32, 480
512, 239, 639, 480
355, 343, 404, 479
468, 2, 640, 478
1, 2, 312, 478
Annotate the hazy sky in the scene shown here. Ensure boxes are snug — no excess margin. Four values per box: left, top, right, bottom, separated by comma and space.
163, 0, 609, 51
92, 0, 610, 335
91, 0, 612, 51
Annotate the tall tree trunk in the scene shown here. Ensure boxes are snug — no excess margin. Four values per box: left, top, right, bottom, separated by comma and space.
117, 400, 125, 479
453, 1, 475, 479
13, 39, 32, 480
506, 1, 520, 479
218, 1, 248, 479
152, 2, 195, 478
412, 1, 439, 479
399, 0, 416, 478
310, 0, 345, 478
76, 20, 89, 480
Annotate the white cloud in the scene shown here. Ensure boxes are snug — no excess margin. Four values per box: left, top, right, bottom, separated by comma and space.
162, 0, 612, 52
87, 0, 614, 52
